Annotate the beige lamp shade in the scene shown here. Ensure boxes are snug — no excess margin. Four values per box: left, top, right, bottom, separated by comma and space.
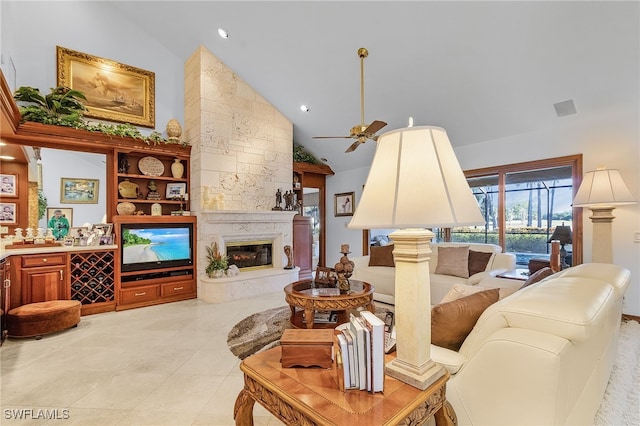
348, 126, 485, 229
573, 168, 636, 208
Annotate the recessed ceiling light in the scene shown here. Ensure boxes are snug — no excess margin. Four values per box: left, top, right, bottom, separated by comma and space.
217, 28, 229, 39
300, 105, 309, 112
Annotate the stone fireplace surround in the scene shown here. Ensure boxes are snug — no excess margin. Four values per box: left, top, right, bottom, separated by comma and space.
199, 210, 299, 303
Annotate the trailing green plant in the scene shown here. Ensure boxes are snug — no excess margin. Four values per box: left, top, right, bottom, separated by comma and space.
293, 144, 320, 164
37, 191, 47, 220
13, 86, 187, 146
205, 242, 229, 277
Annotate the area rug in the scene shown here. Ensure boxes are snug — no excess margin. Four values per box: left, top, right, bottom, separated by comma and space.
227, 305, 392, 360
594, 319, 640, 426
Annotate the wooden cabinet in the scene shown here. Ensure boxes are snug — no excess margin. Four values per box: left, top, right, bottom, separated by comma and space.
293, 215, 313, 280
70, 249, 116, 315
18, 253, 69, 305
114, 215, 197, 311
115, 150, 190, 216
292, 162, 334, 267
1, 257, 10, 345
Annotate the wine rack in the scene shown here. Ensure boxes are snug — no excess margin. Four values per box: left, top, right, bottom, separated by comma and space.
70, 250, 116, 313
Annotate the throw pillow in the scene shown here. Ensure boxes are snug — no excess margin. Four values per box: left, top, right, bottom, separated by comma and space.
431, 288, 500, 351
369, 244, 395, 267
435, 246, 470, 278
468, 250, 494, 276
520, 267, 554, 290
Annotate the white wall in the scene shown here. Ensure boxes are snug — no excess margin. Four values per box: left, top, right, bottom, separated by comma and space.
0, 1, 184, 135
38, 149, 107, 228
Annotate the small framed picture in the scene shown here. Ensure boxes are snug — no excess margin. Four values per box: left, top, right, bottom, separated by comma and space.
46, 207, 73, 227
92, 223, 113, 236
61, 177, 99, 204
68, 226, 89, 239
335, 192, 355, 217
0, 174, 17, 197
166, 182, 187, 199
0, 202, 16, 224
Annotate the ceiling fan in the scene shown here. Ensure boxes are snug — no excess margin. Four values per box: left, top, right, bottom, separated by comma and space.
313, 47, 387, 153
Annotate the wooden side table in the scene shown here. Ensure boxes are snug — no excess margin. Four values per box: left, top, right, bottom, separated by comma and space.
284, 279, 375, 329
234, 346, 457, 425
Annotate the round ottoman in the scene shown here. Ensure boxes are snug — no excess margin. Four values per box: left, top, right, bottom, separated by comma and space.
7, 300, 81, 339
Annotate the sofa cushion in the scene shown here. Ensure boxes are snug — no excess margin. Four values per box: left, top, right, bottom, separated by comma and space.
468, 250, 494, 275
435, 246, 470, 278
431, 288, 500, 351
441, 283, 518, 303
520, 267, 554, 289
368, 244, 395, 267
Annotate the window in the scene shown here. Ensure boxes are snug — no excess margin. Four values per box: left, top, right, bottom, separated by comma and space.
448, 155, 583, 267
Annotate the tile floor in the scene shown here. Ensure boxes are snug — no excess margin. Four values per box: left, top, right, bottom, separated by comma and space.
1, 291, 288, 425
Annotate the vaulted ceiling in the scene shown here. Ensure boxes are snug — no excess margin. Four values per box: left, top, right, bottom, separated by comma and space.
109, 1, 639, 173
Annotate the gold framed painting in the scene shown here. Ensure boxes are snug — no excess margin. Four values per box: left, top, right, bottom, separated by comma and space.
56, 46, 155, 128
61, 178, 99, 204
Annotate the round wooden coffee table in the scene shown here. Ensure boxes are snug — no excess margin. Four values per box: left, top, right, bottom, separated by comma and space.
284, 279, 375, 329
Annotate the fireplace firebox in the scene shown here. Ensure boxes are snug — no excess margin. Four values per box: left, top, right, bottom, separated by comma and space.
226, 240, 273, 270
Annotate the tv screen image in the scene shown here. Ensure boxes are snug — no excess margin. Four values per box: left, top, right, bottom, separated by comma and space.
121, 224, 193, 272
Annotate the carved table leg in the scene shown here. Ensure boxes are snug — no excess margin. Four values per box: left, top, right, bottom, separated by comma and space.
234, 388, 256, 426
304, 308, 314, 329
434, 400, 457, 426
367, 300, 376, 314
289, 305, 296, 324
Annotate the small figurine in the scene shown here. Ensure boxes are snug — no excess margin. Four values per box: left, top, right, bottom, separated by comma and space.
284, 245, 293, 269
272, 188, 283, 211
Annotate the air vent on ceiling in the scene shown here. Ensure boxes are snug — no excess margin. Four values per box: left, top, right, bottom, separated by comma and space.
554, 99, 577, 117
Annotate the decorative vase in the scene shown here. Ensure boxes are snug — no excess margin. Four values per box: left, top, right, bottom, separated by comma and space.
171, 158, 184, 179
116, 202, 136, 215
212, 269, 224, 278
334, 244, 355, 294
166, 119, 182, 143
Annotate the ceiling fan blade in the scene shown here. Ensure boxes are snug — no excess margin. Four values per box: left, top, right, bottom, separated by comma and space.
364, 120, 387, 135
345, 140, 362, 153
312, 136, 352, 139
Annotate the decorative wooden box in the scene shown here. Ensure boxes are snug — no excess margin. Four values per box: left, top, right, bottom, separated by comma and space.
280, 329, 334, 368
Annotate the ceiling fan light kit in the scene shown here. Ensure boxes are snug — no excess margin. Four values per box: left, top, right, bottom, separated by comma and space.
313, 47, 387, 153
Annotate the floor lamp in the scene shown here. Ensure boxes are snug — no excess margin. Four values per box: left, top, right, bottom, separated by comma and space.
572, 167, 637, 263
349, 125, 484, 389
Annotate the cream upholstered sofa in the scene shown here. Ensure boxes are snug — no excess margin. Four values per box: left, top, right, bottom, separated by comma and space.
431, 262, 630, 426
350, 242, 517, 305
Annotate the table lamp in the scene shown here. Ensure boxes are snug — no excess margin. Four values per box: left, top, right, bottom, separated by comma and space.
547, 223, 572, 269
572, 167, 636, 263
349, 125, 484, 389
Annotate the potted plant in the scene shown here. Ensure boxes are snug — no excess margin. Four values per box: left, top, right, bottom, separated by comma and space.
205, 242, 228, 278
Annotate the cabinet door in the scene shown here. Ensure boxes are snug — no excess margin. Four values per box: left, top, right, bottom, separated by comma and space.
21, 266, 68, 304
293, 216, 313, 280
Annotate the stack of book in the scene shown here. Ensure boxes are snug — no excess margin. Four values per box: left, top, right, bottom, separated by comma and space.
336, 311, 385, 393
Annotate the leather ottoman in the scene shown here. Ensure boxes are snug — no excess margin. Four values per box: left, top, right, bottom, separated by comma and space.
7, 300, 81, 339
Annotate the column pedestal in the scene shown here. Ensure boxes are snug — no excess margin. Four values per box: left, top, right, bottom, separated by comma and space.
385, 228, 446, 390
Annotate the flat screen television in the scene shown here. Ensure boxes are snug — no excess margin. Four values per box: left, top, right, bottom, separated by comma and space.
120, 222, 194, 273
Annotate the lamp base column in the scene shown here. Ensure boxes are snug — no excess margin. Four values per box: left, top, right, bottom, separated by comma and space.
589, 207, 615, 264
385, 228, 446, 390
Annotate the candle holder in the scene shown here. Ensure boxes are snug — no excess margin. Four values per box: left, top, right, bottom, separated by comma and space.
334, 244, 355, 294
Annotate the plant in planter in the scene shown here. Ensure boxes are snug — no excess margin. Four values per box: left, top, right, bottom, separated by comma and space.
13, 85, 184, 146
14, 86, 87, 126
205, 242, 228, 278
